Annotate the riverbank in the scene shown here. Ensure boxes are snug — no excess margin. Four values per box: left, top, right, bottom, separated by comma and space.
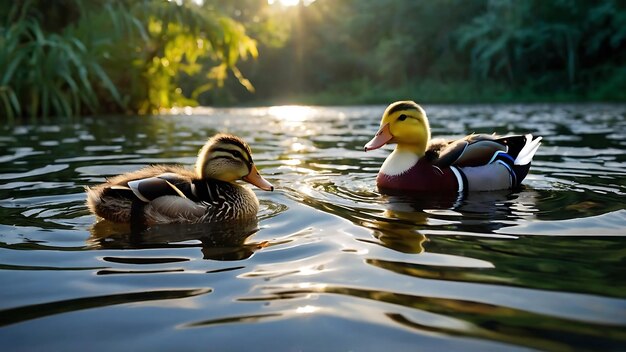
216, 77, 626, 107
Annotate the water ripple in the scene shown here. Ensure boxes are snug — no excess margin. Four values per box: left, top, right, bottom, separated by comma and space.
0, 164, 69, 180
1, 104, 625, 351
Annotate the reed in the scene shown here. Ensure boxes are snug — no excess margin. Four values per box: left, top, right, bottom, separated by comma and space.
0, 2, 121, 119
0, 0, 257, 119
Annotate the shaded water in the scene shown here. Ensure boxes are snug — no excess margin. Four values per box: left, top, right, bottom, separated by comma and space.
1, 104, 625, 351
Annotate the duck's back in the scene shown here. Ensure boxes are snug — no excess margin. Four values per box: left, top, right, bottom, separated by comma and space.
432, 134, 532, 168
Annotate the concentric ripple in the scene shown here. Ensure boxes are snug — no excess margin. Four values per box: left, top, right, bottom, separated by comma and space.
0, 104, 625, 351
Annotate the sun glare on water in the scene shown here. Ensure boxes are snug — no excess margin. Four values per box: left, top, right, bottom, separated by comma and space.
268, 0, 315, 6
268, 105, 315, 123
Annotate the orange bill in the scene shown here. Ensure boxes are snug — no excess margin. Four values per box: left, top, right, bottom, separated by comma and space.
364, 123, 394, 151
243, 164, 274, 191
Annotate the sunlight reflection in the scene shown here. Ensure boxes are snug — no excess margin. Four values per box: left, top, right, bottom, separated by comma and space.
281, 159, 302, 166
280, 137, 316, 155
298, 265, 327, 276
168, 106, 194, 115
295, 305, 320, 314
297, 282, 326, 289
268, 0, 317, 7
268, 105, 315, 123
291, 142, 306, 152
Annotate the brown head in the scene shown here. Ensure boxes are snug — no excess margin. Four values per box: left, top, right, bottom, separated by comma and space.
196, 134, 273, 191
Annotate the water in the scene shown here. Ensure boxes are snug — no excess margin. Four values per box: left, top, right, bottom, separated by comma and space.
1, 104, 625, 351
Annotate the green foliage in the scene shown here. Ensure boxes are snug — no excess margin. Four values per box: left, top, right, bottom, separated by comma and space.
0, 0, 259, 118
2, 0, 625, 117
227, 0, 626, 105
0, 2, 121, 119
68, 0, 259, 114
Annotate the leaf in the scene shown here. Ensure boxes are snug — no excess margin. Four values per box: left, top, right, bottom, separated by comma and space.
52, 87, 73, 117
76, 66, 98, 111
0, 91, 16, 121
89, 62, 123, 106
105, 2, 122, 38
231, 66, 255, 93
40, 86, 48, 118
7, 87, 22, 116
0, 46, 29, 85
191, 82, 214, 100
130, 15, 149, 42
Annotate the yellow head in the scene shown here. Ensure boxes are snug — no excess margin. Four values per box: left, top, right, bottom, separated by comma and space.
364, 101, 430, 156
196, 134, 273, 191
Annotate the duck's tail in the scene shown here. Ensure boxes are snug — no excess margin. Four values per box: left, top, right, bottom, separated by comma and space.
461, 134, 542, 191
490, 134, 542, 188
85, 186, 100, 215
515, 134, 542, 166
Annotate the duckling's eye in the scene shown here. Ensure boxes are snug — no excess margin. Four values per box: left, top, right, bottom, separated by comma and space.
231, 151, 244, 160
398, 114, 408, 121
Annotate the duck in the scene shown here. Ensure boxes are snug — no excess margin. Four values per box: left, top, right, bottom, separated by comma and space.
364, 101, 542, 194
86, 133, 274, 225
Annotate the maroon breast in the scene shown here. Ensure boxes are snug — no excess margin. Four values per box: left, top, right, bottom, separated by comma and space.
376, 158, 460, 194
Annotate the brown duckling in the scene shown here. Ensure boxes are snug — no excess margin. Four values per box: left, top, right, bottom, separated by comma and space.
86, 133, 273, 224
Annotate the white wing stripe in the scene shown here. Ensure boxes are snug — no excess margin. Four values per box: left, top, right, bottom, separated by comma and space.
450, 166, 464, 194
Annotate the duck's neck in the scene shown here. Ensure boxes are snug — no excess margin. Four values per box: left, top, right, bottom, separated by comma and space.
380, 144, 425, 176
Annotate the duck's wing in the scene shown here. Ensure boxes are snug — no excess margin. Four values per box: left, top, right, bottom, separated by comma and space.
127, 173, 194, 202
432, 134, 507, 168
88, 168, 203, 224
119, 173, 208, 222
95, 172, 195, 206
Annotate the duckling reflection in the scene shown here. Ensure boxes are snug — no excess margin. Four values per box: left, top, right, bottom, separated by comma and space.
88, 217, 266, 261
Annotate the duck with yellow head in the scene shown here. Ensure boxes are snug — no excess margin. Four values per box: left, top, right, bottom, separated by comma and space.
364, 101, 542, 195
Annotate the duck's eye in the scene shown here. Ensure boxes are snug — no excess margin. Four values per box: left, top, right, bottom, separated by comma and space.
231, 151, 243, 160
398, 114, 408, 121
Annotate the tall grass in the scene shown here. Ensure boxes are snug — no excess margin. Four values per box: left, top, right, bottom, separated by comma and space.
0, 3, 121, 119
0, 0, 258, 119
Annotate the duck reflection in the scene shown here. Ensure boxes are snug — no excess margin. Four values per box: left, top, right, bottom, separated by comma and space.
292, 176, 539, 255
359, 214, 428, 254
361, 190, 541, 286
88, 217, 266, 261
379, 189, 538, 229
345, 188, 537, 255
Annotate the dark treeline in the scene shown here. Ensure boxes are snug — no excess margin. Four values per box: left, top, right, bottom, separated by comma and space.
1, 0, 625, 118
224, 0, 626, 105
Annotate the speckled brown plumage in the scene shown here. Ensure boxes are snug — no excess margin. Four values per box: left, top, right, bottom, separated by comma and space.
86, 134, 272, 225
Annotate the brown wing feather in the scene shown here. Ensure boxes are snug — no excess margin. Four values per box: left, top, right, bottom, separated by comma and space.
431, 134, 505, 168
451, 140, 507, 167
432, 140, 469, 167
424, 138, 452, 162
105, 165, 195, 186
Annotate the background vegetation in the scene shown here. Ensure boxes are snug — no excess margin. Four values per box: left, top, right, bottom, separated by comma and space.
231, 0, 626, 105
0, 0, 259, 118
1, 0, 625, 118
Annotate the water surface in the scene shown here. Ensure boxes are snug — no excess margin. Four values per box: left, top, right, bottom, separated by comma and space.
1, 104, 625, 351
